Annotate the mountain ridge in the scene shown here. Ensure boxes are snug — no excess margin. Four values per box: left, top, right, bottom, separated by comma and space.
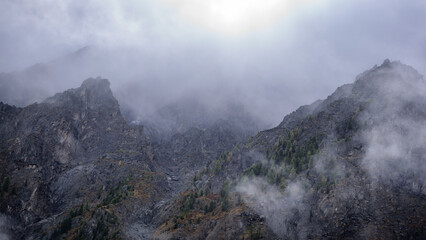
154, 59, 426, 239
0, 60, 425, 239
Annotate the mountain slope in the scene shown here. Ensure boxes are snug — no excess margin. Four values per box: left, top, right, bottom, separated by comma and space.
0, 78, 170, 239
0, 77, 259, 239
155, 60, 426, 239
0, 60, 425, 239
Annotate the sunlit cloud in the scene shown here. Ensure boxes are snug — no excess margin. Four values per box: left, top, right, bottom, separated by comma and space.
160, 0, 314, 36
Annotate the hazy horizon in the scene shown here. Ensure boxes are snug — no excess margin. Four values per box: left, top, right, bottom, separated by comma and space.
1, 0, 426, 127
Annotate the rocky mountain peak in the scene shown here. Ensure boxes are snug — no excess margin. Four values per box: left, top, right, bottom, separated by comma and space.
44, 77, 119, 113
277, 59, 425, 130
79, 77, 115, 105
81, 77, 110, 90
381, 58, 392, 67
352, 59, 424, 99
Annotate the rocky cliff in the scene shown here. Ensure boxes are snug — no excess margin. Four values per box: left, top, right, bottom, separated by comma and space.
0, 77, 168, 239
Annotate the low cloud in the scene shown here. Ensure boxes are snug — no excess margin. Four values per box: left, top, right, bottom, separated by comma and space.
1, 0, 426, 127
359, 64, 426, 192
0, 214, 11, 240
236, 177, 309, 237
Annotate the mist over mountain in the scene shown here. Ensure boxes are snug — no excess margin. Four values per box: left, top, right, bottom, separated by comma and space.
1, 1, 426, 239
159, 60, 426, 239
0, 60, 425, 239
0, 45, 276, 132
2, 0, 426, 129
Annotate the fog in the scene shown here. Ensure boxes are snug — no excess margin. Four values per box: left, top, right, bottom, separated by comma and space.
1, 1, 426, 238
237, 178, 309, 238
235, 61, 426, 238
1, 0, 426, 127
358, 62, 426, 192
0, 214, 11, 240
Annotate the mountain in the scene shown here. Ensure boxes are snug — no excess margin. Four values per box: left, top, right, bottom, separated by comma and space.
0, 78, 169, 239
0, 46, 267, 138
139, 95, 262, 143
153, 60, 426, 239
0, 46, 97, 107
0, 77, 259, 239
0, 60, 425, 239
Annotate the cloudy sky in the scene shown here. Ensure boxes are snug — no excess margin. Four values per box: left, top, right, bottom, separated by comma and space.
1, 0, 425, 125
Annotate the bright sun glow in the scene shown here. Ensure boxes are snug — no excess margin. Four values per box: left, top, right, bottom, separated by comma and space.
161, 0, 314, 36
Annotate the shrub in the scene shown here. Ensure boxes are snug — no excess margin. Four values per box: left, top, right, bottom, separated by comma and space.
60, 216, 72, 234
2, 177, 10, 192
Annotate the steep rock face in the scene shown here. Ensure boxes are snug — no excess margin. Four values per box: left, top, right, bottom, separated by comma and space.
156, 60, 426, 239
0, 78, 150, 169
0, 78, 163, 239
153, 119, 252, 192
143, 97, 262, 194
